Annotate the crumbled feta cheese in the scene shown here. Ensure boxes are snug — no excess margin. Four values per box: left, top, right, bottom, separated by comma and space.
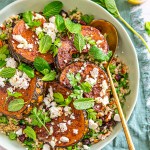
35, 27, 43, 36
44, 98, 51, 108
33, 13, 45, 20
0, 77, 6, 87
59, 123, 67, 132
102, 80, 108, 91
87, 44, 91, 49
73, 129, 78, 135
90, 68, 99, 79
50, 136, 57, 148
16, 128, 23, 136
42, 144, 50, 150
83, 145, 90, 150
85, 75, 96, 86
7, 87, 13, 93
13, 34, 33, 50
89, 119, 98, 130
49, 16, 56, 23
95, 96, 109, 105
49, 106, 63, 119
25, 24, 29, 29
70, 113, 75, 120
5, 57, 18, 68
67, 120, 72, 125
49, 126, 53, 135
64, 106, 72, 116
9, 70, 31, 90
60, 136, 69, 143
114, 114, 121, 122
96, 40, 102, 45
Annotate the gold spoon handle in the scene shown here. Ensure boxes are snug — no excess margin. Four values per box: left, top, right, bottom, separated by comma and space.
107, 67, 135, 150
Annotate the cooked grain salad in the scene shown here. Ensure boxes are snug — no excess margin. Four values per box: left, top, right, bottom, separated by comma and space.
0, 1, 130, 150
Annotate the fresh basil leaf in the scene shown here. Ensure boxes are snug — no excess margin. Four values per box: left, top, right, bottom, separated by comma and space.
105, 0, 119, 17
65, 18, 81, 34
89, 46, 112, 62
24, 126, 36, 141
53, 92, 64, 104
55, 15, 66, 32
145, 22, 150, 36
0, 33, 7, 40
7, 90, 22, 98
39, 35, 52, 54
81, 82, 92, 93
73, 98, 95, 110
74, 33, 86, 53
0, 60, 6, 68
33, 57, 51, 74
23, 11, 41, 28
81, 14, 94, 25
0, 67, 16, 78
42, 70, 56, 81
43, 1, 63, 18
8, 98, 24, 112
18, 63, 34, 78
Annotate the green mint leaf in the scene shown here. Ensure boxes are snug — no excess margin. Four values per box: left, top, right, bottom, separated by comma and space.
67, 73, 78, 87
75, 73, 81, 82
65, 18, 81, 34
104, 0, 120, 17
55, 15, 66, 32
81, 82, 92, 93
40, 68, 49, 75
9, 132, 17, 140
81, 14, 94, 25
39, 35, 52, 54
53, 92, 64, 104
87, 109, 97, 121
42, 70, 56, 81
43, 1, 63, 18
0, 60, 6, 68
33, 57, 51, 74
74, 33, 86, 53
7, 90, 22, 98
23, 11, 41, 28
24, 126, 36, 141
0, 33, 7, 40
0, 45, 9, 55
73, 98, 95, 110
0, 54, 6, 61
8, 98, 24, 112
18, 63, 34, 78
89, 46, 112, 62
38, 32, 45, 40
145, 22, 150, 36
0, 67, 16, 78
65, 97, 72, 106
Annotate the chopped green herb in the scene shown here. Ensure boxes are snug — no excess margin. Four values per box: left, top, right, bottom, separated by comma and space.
18, 63, 34, 78
109, 64, 116, 73
0, 67, 16, 78
55, 15, 66, 32
0, 60, 6, 68
87, 109, 97, 121
81, 14, 94, 25
9, 132, 17, 140
0, 115, 8, 124
24, 126, 36, 141
7, 90, 22, 98
42, 70, 56, 81
80, 82, 92, 93
0, 33, 7, 40
54, 92, 64, 104
43, 1, 63, 18
39, 35, 52, 54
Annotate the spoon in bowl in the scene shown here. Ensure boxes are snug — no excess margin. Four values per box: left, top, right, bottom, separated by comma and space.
90, 20, 135, 150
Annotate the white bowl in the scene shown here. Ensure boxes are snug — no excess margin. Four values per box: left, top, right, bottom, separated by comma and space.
0, 0, 139, 149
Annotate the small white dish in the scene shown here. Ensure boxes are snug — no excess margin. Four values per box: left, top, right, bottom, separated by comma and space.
0, 0, 139, 149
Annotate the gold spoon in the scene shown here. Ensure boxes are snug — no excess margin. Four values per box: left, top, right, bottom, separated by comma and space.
90, 20, 135, 150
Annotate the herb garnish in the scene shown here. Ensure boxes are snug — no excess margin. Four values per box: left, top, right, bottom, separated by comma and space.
42, 70, 56, 81
0, 45, 9, 61
7, 90, 22, 98
24, 126, 36, 141
55, 15, 66, 32
43, 1, 63, 18
81, 14, 94, 25
0, 67, 16, 78
23, 11, 41, 28
8, 98, 25, 112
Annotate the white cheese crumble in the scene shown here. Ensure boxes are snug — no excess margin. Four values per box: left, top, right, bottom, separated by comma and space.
49, 106, 63, 119
89, 119, 98, 130
70, 113, 75, 120
73, 129, 78, 135
59, 123, 67, 132
85, 75, 96, 86
13, 34, 33, 50
114, 114, 121, 122
42, 144, 50, 150
0, 77, 6, 87
60, 136, 69, 143
50, 136, 57, 148
83, 145, 90, 150
96, 40, 102, 45
5, 57, 18, 68
90, 68, 99, 79
16, 128, 23, 136
67, 120, 72, 125
64, 106, 72, 116
35, 27, 43, 36
9, 70, 31, 90
95, 96, 109, 106
101, 80, 108, 91
33, 13, 45, 20
49, 126, 54, 135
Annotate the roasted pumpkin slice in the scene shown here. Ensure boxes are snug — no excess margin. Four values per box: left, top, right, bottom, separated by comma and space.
35, 82, 86, 147
0, 75, 45, 119
59, 61, 110, 98
56, 26, 108, 70
8, 20, 54, 64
